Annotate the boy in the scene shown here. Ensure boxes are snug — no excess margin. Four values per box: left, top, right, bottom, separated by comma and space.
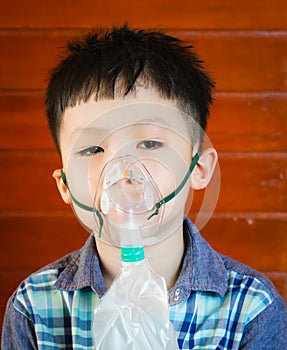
2, 25, 287, 349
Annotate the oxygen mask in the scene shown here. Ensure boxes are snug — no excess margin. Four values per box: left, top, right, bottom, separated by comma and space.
93, 155, 164, 247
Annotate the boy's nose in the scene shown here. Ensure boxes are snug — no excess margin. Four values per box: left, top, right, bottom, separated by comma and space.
122, 178, 145, 203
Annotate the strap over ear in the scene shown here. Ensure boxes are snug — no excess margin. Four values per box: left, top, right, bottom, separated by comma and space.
61, 169, 67, 186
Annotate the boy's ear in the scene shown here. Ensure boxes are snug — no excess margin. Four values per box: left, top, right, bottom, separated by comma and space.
52, 169, 72, 204
190, 148, 218, 190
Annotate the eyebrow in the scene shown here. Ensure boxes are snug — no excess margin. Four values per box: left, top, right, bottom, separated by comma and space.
142, 118, 172, 128
70, 126, 108, 143
69, 116, 173, 143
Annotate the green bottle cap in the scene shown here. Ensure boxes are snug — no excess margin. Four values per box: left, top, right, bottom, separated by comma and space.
121, 247, 145, 262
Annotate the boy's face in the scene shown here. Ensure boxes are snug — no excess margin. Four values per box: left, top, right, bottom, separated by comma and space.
54, 87, 216, 245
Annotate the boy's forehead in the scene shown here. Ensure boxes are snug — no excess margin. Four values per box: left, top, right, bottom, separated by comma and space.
60, 96, 194, 151
70, 115, 179, 139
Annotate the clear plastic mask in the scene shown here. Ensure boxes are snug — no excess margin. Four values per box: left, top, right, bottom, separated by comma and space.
93, 155, 165, 247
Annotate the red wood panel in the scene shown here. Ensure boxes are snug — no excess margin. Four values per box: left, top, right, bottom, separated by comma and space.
191, 32, 287, 92
1, 32, 287, 91
1, 152, 286, 212
0, 216, 87, 271
1, 92, 287, 152
210, 93, 287, 152
0, 0, 286, 30
0, 92, 55, 150
216, 153, 287, 212
201, 217, 287, 272
0, 151, 65, 212
264, 272, 287, 302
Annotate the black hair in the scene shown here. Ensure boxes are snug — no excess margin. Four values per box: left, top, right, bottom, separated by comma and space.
46, 24, 215, 154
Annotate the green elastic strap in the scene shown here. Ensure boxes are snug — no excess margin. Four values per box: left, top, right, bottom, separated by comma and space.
121, 247, 145, 262
61, 170, 103, 237
147, 152, 200, 220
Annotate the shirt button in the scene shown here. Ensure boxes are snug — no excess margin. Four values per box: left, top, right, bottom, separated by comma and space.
174, 287, 180, 301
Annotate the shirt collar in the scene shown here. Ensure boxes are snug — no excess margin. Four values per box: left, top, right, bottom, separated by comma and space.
54, 218, 228, 301
54, 235, 107, 296
168, 219, 228, 304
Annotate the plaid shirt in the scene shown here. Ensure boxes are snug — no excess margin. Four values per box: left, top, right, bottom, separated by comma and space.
2, 218, 287, 349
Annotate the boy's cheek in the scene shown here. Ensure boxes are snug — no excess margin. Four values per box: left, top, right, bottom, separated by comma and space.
72, 205, 99, 232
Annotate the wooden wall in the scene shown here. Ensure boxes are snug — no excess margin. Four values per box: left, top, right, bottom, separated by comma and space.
1, 0, 287, 333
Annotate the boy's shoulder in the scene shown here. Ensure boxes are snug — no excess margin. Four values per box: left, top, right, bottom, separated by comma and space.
172, 219, 287, 348
12, 234, 96, 303
220, 254, 278, 318
11, 247, 82, 311
9, 235, 99, 321
183, 218, 281, 304
221, 253, 277, 298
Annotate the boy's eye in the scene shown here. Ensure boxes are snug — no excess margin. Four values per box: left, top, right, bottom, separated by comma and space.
78, 146, 104, 156
137, 140, 163, 150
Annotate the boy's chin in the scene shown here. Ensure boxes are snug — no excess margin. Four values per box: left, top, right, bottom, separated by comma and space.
92, 218, 184, 248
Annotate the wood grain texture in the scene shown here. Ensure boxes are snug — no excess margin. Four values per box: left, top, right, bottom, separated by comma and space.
0, 216, 87, 271
0, 0, 286, 30
1, 31, 287, 91
210, 93, 287, 152
200, 217, 287, 272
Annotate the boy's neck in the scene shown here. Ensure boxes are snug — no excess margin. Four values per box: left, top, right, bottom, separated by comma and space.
95, 224, 186, 291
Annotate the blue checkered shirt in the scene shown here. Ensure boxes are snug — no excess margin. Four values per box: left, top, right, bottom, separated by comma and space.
2, 218, 287, 349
